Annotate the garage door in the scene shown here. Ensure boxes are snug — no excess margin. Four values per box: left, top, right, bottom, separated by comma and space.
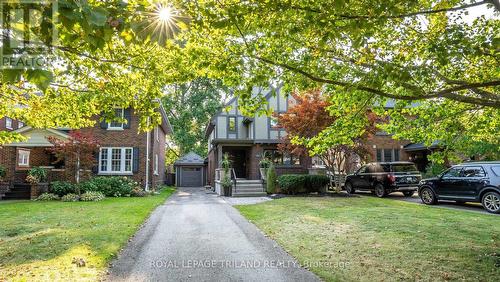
181, 167, 202, 187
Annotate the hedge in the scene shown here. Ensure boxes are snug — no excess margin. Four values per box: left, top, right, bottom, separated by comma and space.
277, 174, 330, 194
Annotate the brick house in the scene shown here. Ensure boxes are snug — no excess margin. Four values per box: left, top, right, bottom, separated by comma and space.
205, 87, 312, 196
0, 106, 172, 200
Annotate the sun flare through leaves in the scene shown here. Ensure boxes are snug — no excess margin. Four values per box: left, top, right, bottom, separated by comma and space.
141, 1, 188, 44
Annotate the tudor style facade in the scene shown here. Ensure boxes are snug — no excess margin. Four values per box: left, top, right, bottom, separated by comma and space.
0, 106, 172, 200
205, 87, 312, 189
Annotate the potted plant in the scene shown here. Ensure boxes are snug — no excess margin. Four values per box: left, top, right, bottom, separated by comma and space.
259, 158, 271, 181
221, 153, 232, 196
0, 165, 9, 198
26, 167, 49, 199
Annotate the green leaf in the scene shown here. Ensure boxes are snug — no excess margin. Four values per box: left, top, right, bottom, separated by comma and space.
1, 69, 23, 83
26, 69, 54, 91
89, 7, 109, 27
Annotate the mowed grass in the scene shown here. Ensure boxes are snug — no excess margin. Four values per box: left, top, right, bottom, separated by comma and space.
236, 197, 500, 281
0, 187, 175, 281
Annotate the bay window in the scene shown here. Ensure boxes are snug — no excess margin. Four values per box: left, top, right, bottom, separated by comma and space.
263, 149, 301, 166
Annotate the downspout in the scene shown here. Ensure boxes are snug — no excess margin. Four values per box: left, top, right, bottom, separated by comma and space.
145, 117, 150, 191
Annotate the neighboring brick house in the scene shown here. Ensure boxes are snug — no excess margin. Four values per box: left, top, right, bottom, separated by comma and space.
0, 106, 172, 199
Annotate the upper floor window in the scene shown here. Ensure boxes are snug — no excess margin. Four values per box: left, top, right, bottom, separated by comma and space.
270, 115, 281, 130
99, 147, 133, 174
18, 121, 24, 129
228, 116, 236, 132
155, 126, 160, 142
108, 108, 124, 130
5, 118, 12, 129
18, 149, 30, 167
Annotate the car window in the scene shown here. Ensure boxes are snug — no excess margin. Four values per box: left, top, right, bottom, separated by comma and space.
491, 166, 500, 177
461, 166, 486, 178
442, 167, 462, 178
391, 163, 419, 173
358, 166, 368, 174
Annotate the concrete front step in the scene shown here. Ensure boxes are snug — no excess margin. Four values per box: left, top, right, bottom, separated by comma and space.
236, 180, 263, 184
232, 191, 268, 197
234, 188, 265, 193
235, 184, 264, 189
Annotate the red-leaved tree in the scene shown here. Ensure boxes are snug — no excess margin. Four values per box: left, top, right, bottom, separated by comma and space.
47, 130, 100, 193
277, 90, 376, 191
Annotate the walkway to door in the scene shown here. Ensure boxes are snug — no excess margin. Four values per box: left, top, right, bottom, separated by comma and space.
107, 187, 319, 281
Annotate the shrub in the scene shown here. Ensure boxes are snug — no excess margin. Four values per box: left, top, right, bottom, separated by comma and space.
0, 165, 6, 181
50, 181, 76, 196
277, 174, 307, 194
80, 191, 105, 202
423, 162, 448, 178
76, 181, 98, 194
26, 167, 47, 184
306, 175, 330, 193
61, 193, 79, 202
131, 187, 150, 197
35, 193, 60, 201
266, 163, 277, 194
259, 158, 271, 169
83, 176, 136, 197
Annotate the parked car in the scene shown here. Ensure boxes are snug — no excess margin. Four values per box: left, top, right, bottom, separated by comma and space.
418, 162, 500, 214
344, 162, 422, 197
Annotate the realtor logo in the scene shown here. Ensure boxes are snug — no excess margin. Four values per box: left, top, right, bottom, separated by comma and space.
0, 0, 58, 69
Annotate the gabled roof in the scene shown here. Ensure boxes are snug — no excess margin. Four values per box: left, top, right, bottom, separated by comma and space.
157, 101, 173, 135
403, 141, 440, 152
174, 152, 205, 166
4, 126, 69, 147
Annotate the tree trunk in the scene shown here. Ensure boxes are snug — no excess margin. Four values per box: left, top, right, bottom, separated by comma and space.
76, 154, 81, 195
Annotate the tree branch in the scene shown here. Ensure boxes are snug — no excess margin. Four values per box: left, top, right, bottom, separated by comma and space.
253, 55, 500, 108
285, 1, 489, 19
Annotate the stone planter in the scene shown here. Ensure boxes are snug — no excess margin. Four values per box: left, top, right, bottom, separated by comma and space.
0, 181, 10, 200
30, 183, 49, 199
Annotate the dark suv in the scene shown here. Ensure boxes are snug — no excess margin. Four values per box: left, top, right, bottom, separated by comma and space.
344, 162, 422, 198
418, 162, 500, 214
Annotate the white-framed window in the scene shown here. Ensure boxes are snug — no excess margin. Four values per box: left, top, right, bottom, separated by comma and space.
155, 126, 160, 142
108, 108, 124, 130
18, 121, 24, 129
99, 147, 133, 174
18, 149, 30, 167
154, 154, 159, 175
5, 117, 12, 129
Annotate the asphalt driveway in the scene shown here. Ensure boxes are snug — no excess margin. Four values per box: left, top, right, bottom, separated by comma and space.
107, 187, 319, 282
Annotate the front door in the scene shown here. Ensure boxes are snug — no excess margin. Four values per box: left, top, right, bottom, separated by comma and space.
226, 149, 247, 178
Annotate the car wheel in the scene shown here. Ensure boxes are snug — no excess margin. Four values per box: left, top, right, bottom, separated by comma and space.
345, 182, 355, 194
374, 183, 387, 198
482, 191, 500, 214
419, 187, 437, 205
403, 191, 414, 197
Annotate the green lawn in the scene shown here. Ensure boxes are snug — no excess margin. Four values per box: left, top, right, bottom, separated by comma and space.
0, 187, 175, 281
236, 197, 500, 282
